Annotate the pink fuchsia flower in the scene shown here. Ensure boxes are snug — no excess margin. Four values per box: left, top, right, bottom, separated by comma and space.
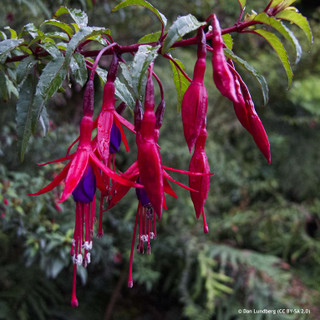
189, 121, 212, 233
182, 28, 208, 153
29, 116, 141, 202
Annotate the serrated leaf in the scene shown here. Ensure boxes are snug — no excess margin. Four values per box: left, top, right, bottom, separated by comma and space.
120, 62, 133, 88
39, 42, 63, 59
276, 10, 313, 46
54, 6, 88, 28
95, 66, 135, 110
20, 23, 44, 39
254, 12, 302, 64
64, 27, 110, 66
41, 20, 74, 38
169, 58, 189, 112
224, 48, 269, 105
0, 39, 23, 61
237, 0, 246, 10
138, 31, 162, 44
113, 0, 167, 28
70, 53, 88, 86
45, 31, 69, 42
131, 45, 160, 97
222, 34, 233, 50
32, 57, 67, 129
16, 74, 36, 161
16, 56, 38, 85
162, 14, 206, 54
254, 29, 293, 87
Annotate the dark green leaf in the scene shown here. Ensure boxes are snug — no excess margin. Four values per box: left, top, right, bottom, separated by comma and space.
112, 0, 167, 28
54, 6, 88, 28
162, 14, 206, 54
169, 58, 190, 112
0, 39, 23, 62
254, 12, 302, 64
0, 71, 8, 101
138, 31, 162, 44
95, 66, 135, 110
16, 74, 36, 161
276, 10, 313, 46
64, 27, 110, 66
131, 45, 160, 97
45, 32, 69, 42
224, 48, 269, 105
41, 20, 74, 38
39, 42, 63, 59
20, 23, 44, 39
70, 53, 88, 86
32, 57, 67, 130
254, 29, 293, 87
16, 56, 38, 85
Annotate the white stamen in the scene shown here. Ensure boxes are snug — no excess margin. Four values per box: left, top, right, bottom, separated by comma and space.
140, 235, 148, 242
72, 239, 76, 246
149, 232, 155, 240
86, 253, 91, 264
82, 241, 93, 250
72, 254, 83, 266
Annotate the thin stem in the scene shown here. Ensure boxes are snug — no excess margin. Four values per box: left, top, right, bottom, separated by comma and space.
163, 53, 192, 82
89, 43, 117, 81
152, 71, 164, 100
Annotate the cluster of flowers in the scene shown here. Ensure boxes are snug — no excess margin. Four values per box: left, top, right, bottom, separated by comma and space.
30, 15, 270, 307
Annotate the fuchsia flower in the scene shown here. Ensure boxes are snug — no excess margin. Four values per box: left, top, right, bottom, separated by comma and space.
211, 14, 238, 103
182, 28, 208, 153
189, 121, 211, 233
229, 61, 271, 164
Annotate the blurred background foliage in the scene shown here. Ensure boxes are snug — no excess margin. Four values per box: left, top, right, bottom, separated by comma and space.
1, 0, 320, 319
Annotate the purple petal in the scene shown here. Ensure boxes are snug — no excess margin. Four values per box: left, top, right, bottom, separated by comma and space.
72, 165, 96, 203
135, 178, 151, 207
109, 123, 122, 154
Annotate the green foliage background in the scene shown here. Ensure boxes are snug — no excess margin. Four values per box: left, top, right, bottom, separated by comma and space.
0, 0, 320, 319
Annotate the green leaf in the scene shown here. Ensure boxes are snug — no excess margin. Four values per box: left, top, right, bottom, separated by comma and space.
222, 34, 233, 50
237, 0, 246, 10
131, 45, 160, 97
45, 31, 69, 42
20, 23, 44, 39
276, 10, 313, 46
4, 27, 17, 39
64, 27, 110, 66
16, 74, 36, 161
32, 57, 67, 130
254, 12, 302, 64
95, 66, 135, 110
39, 42, 63, 59
41, 19, 74, 38
138, 31, 162, 44
0, 39, 23, 62
70, 53, 88, 87
0, 31, 7, 40
54, 6, 88, 28
169, 58, 189, 112
254, 29, 293, 87
224, 48, 269, 105
112, 0, 167, 28
5, 75, 19, 99
269, 0, 296, 9
0, 71, 8, 101
162, 14, 206, 54
16, 56, 38, 85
